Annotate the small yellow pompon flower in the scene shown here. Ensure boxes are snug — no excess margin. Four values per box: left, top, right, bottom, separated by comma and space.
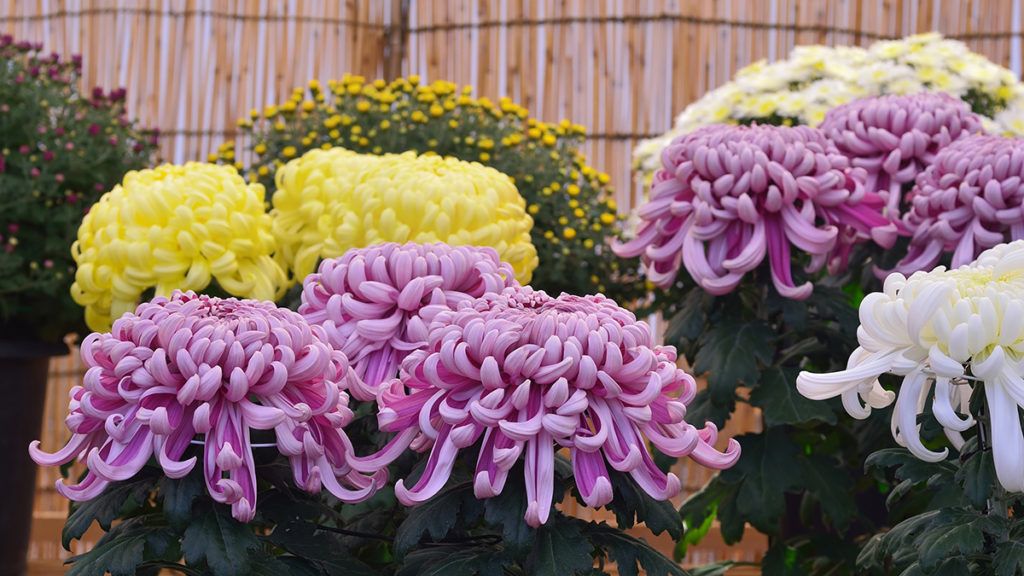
271, 149, 538, 283
71, 163, 287, 332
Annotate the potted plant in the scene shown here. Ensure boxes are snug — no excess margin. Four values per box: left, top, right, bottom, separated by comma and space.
0, 35, 157, 575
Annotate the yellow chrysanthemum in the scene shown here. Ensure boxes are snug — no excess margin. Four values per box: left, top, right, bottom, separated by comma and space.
271, 149, 538, 283
71, 163, 287, 332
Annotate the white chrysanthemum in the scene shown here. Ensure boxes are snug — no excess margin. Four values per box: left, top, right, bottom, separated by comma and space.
633, 33, 1024, 181
797, 241, 1024, 491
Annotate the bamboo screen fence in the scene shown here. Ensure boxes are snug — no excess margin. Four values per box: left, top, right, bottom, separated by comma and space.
4, 0, 1024, 571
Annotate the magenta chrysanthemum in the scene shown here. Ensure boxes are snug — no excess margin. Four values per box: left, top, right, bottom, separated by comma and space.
30, 291, 384, 522
820, 93, 983, 219
369, 287, 740, 527
895, 135, 1024, 274
299, 242, 519, 401
614, 124, 897, 299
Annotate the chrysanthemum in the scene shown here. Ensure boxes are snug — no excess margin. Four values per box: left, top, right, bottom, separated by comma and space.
894, 135, 1024, 275
271, 149, 538, 285
71, 163, 287, 332
30, 291, 384, 521
368, 287, 739, 527
820, 93, 983, 219
298, 242, 519, 401
614, 124, 897, 299
797, 241, 1024, 492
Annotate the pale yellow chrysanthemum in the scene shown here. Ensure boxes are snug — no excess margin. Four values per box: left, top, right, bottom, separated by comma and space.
271, 148, 538, 284
72, 163, 287, 332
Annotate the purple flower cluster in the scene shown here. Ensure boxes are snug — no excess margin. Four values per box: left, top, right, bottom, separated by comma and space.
615, 124, 897, 299
820, 93, 983, 219
31, 291, 384, 522
299, 243, 518, 401
895, 134, 1024, 273
374, 286, 739, 527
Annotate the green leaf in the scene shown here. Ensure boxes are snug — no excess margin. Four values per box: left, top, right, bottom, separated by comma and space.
748, 367, 835, 427
62, 472, 158, 549
397, 546, 505, 576
993, 539, 1024, 576
865, 448, 958, 509
916, 509, 997, 571
182, 503, 260, 576
482, 478, 535, 553
719, 429, 804, 535
159, 471, 204, 531
693, 317, 774, 404
798, 453, 855, 531
606, 470, 683, 539
66, 518, 175, 576
395, 482, 471, 555
578, 519, 689, 576
678, 479, 731, 555
761, 543, 809, 576
525, 518, 595, 576
684, 389, 734, 430
956, 444, 995, 509
663, 289, 706, 347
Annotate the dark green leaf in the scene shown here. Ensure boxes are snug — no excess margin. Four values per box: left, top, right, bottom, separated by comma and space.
606, 470, 683, 539
798, 453, 855, 531
578, 519, 689, 576
525, 518, 595, 576
693, 317, 774, 403
720, 429, 804, 534
182, 504, 259, 576
62, 472, 158, 549
398, 546, 507, 576
159, 472, 204, 531
66, 518, 175, 576
395, 482, 471, 555
748, 367, 835, 426
678, 479, 731, 556
684, 389, 735, 430
956, 447, 995, 510
917, 509, 997, 570
482, 478, 535, 553
663, 289, 706, 346
761, 543, 808, 576
993, 539, 1024, 576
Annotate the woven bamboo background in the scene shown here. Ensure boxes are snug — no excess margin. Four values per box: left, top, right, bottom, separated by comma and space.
4, 0, 1022, 572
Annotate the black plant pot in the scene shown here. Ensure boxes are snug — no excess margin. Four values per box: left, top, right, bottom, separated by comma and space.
0, 339, 69, 576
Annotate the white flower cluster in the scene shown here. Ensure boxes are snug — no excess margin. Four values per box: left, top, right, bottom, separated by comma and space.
634, 33, 1024, 179
796, 241, 1024, 492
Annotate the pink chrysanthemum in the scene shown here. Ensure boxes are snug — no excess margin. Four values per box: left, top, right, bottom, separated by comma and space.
299, 242, 519, 401
30, 291, 384, 522
895, 135, 1024, 274
367, 287, 739, 527
820, 93, 983, 219
615, 124, 897, 299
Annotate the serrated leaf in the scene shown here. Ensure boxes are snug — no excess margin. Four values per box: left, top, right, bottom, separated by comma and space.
159, 471, 204, 531
761, 543, 809, 576
398, 547, 506, 576
182, 504, 259, 575
679, 479, 732, 556
683, 389, 734, 430
62, 472, 158, 549
577, 519, 689, 576
482, 478, 534, 552
748, 367, 835, 426
993, 539, 1024, 576
917, 509, 997, 571
525, 518, 595, 576
956, 447, 995, 509
693, 317, 774, 403
664, 289, 706, 347
798, 453, 855, 531
66, 518, 174, 576
264, 515, 378, 576
606, 470, 683, 539
719, 429, 804, 535
395, 482, 471, 555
